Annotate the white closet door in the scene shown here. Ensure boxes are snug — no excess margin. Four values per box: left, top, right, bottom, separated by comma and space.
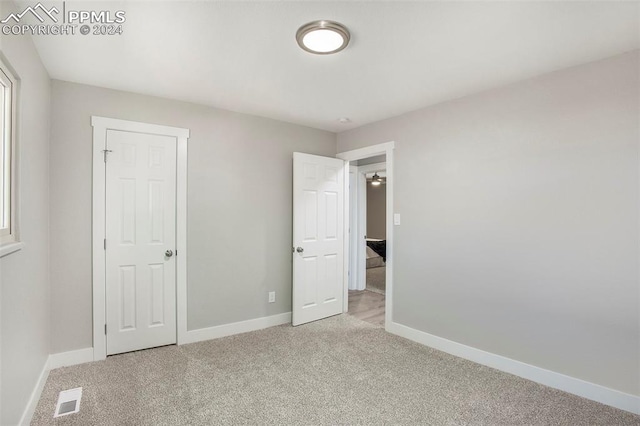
105, 129, 177, 355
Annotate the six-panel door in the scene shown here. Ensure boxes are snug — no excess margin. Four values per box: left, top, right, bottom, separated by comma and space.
105, 130, 177, 355
292, 152, 345, 326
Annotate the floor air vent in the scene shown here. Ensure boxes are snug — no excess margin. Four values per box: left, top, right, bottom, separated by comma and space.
54, 387, 82, 418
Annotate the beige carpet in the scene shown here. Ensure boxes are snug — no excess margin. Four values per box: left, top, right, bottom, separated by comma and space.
32, 315, 638, 425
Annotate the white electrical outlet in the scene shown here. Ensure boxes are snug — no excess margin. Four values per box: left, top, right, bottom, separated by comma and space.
268, 291, 276, 303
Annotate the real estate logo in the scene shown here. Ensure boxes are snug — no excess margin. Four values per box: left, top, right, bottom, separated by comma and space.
1, 2, 126, 36
1, 2, 59, 23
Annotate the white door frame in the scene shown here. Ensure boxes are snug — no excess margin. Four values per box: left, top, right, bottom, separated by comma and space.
91, 116, 189, 361
348, 165, 359, 291
337, 141, 395, 328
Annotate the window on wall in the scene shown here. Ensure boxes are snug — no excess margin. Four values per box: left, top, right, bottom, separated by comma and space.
0, 58, 16, 245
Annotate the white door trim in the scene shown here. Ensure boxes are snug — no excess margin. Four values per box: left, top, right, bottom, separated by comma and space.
348, 166, 358, 291
337, 141, 395, 326
91, 116, 189, 361
356, 171, 366, 290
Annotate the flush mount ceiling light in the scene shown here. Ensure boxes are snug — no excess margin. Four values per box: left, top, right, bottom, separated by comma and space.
371, 173, 384, 186
296, 20, 350, 55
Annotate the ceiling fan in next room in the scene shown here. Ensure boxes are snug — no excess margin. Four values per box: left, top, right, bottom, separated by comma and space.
369, 173, 386, 186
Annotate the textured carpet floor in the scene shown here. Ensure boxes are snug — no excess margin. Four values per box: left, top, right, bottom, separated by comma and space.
32, 315, 638, 425
366, 266, 386, 295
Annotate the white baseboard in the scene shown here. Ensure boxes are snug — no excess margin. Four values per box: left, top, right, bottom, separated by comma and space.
182, 312, 292, 345
48, 347, 95, 370
19, 348, 94, 425
386, 321, 640, 415
19, 359, 49, 426
18, 314, 291, 425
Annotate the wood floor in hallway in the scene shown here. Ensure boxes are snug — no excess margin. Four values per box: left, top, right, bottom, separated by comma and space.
348, 290, 385, 326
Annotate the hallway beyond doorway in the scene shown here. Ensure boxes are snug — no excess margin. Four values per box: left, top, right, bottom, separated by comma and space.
348, 290, 385, 326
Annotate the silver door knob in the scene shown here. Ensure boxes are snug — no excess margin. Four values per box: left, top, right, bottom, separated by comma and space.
296, 247, 304, 253
165, 250, 173, 257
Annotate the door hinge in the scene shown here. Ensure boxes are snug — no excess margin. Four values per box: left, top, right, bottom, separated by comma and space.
102, 149, 113, 162
104, 324, 107, 335
104, 239, 106, 250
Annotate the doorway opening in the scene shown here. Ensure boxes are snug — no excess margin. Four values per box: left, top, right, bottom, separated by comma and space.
337, 142, 394, 330
348, 158, 387, 326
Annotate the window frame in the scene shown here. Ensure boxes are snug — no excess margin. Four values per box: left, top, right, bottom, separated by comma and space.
0, 56, 17, 247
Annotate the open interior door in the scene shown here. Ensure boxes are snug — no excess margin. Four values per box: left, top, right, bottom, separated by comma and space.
292, 152, 345, 326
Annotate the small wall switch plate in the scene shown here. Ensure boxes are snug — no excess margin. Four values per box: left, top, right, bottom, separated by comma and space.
394, 213, 401, 225
268, 291, 276, 303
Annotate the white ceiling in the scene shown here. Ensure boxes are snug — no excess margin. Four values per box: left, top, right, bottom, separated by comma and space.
25, 1, 640, 132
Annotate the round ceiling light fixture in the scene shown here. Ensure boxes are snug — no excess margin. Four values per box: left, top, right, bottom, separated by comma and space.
296, 20, 350, 55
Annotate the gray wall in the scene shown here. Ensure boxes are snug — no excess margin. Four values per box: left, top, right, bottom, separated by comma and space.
366, 182, 386, 239
355, 155, 386, 167
337, 51, 639, 396
50, 80, 336, 353
0, 1, 52, 423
